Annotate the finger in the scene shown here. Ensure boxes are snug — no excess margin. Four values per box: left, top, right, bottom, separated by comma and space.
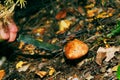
8, 32, 17, 42
7, 20, 18, 33
0, 27, 9, 40
7, 20, 18, 42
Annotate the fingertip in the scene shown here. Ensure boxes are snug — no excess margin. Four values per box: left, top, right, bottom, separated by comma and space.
8, 22, 18, 33
8, 32, 17, 42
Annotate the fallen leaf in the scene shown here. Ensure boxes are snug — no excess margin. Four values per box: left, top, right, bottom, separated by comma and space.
67, 74, 79, 80
32, 27, 46, 35
87, 8, 98, 18
0, 70, 5, 80
78, 6, 85, 16
95, 51, 106, 65
19, 41, 25, 49
17, 64, 31, 72
112, 65, 120, 71
55, 9, 67, 20
84, 72, 94, 80
85, 3, 95, 8
96, 46, 120, 63
56, 20, 72, 34
48, 67, 56, 76
16, 61, 27, 69
35, 70, 47, 78
96, 12, 112, 19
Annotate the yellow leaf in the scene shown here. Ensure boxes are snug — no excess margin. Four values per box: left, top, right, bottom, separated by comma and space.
87, 8, 98, 18
56, 20, 72, 34
16, 61, 27, 69
48, 67, 56, 76
35, 71, 47, 78
19, 41, 25, 49
85, 4, 95, 8
112, 65, 120, 71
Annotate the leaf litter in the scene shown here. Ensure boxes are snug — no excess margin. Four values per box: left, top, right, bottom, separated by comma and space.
0, 0, 120, 80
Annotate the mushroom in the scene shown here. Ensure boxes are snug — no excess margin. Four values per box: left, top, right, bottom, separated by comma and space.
64, 39, 89, 60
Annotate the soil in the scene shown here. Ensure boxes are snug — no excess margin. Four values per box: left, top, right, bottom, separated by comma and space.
0, 0, 120, 80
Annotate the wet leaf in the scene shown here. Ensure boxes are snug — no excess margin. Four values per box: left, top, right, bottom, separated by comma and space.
17, 34, 61, 51
0, 70, 5, 80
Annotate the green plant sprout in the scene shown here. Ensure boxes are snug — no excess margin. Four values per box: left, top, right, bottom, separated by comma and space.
107, 20, 120, 38
117, 65, 120, 80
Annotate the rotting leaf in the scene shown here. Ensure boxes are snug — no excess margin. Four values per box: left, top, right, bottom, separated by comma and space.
17, 34, 61, 51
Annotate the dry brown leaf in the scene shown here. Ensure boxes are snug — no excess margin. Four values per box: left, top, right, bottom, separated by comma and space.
35, 70, 47, 78
56, 20, 72, 34
0, 70, 5, 80
55, 9, 67, 20
96, 46, 120, 63
95, 51, 106, 65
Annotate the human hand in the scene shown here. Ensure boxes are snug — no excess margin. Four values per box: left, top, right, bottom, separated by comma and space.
0, 19, 18, 42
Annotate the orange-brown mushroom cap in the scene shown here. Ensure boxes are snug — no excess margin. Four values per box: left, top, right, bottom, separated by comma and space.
64, 39, 89, 60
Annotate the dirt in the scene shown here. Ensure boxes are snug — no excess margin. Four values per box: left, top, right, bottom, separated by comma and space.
0, 0, 120, 80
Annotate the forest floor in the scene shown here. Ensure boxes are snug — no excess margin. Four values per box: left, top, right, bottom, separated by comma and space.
0, 0, 120, 80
